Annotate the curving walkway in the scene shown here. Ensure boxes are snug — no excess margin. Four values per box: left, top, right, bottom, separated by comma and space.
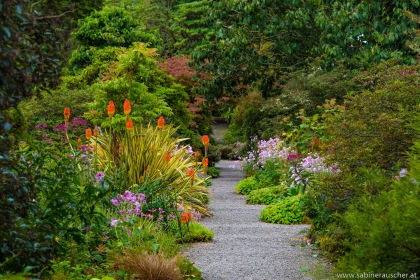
184, 160, 315, 280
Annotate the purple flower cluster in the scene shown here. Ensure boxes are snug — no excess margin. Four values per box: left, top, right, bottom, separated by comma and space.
290, 153, 339, 186
71, 118, 88, 128
95, 172, 105, 183
36, 122, 47, 129
231, 137, 294, 171
109, 191, 175, 228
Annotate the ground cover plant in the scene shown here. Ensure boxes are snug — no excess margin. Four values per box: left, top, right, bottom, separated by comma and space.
246, 184, 286, 205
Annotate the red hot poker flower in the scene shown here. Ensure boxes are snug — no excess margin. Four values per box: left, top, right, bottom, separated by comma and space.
181, 212, 192, 223
202, 157, 209, 167
108, 101, 115, 119
194, 151, 200, 158
77, 137, 82, 149
164, 153, 171, 162
85, 128, 92, 139
93, 125, 99, 137
126, 118, 134, 131
124, 99, 131, 115
63, 108, 70, 122
157, 116, 165, 129
188, 169, 194, 177
202, 135, 209, 147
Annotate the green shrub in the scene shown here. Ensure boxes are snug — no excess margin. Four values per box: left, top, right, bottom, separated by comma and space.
246, 185, 286, 205
260, 196, 304, 224
336, 169, 420, 274
235, 176, 261, 195
326, 60, 420, 171
180, 222, 214, 243
207, 166, 221, 178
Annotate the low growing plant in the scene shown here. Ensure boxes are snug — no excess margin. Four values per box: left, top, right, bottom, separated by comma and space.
235, 176, 260, 195
246, 184, 286, 205
260, 196, 304, 225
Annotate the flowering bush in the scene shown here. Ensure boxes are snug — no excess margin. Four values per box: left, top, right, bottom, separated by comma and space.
289, 153, 339, 193
230, 137, 294, 172
1, 114, 111, 272
231, 136, 338, 196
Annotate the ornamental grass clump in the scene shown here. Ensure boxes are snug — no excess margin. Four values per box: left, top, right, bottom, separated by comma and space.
93, 100, 210, 216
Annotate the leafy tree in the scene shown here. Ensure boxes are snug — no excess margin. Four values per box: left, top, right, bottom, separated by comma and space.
73, 7, 159, 48
314, 0, 420, 69
191, 0, 322, 99
103, 0, 213, 56
191, 0, 419, 100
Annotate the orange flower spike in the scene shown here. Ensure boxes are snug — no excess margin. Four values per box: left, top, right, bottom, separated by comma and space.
181, 212, 192, 224
126, 118, 134, 131
77, 137, 82, 149
63, 108, 70, 123
188, 168, 195, 185
93, 125, 99, 137
203, 157, 209, 167
85, 128, 92, 140
164, 153, 171, 163
157, 116, 165, 129
202, 135, 209, 147
194, 151, 200, 158
118, 143, 123, 153
124, 99, 131, 115
107, 100, 115, 119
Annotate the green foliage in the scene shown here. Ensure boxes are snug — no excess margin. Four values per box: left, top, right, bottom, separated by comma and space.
207, 166, 221, 178
1, 120, 110, 273
235, 176, 261, 195
19, 89, 94, 130
179, 222, 214, 243
73, 7, 159, 49
0, 0, 103, 112
260, 195, 304, 225
326, 60, 420, 170
334, 116, 420, 273
192, 0, 321, 99
314, 0, 419, 69
177, 256, 203, 280
337, 176, 420, 273
63, 42, 193, 136
192, 0, 419, 100
246, 185, 286, 205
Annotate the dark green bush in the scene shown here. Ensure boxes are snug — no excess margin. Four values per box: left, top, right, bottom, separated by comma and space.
334, 129, 420, 273
207, 166, 221, 178
326, 60, 420, 171
19, 88, 94, 131
337, 177, 420, 273
246, 185, 286, 205
260, 195, 304, 224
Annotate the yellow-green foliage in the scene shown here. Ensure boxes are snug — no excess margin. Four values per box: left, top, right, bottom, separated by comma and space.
260, 196, 304, 224
246, 184, 286, 205
180, 222, 214, 243
235, 176, 260, 195
94, 123, 210, 215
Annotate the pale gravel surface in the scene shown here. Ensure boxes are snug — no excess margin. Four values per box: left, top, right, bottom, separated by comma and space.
184, 160, 316, 280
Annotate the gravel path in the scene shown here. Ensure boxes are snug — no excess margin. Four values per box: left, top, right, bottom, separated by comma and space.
184, 160, 315, 280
